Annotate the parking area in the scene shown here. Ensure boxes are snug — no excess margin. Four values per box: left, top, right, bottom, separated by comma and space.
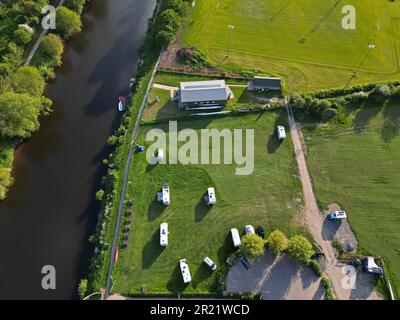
226, 251, 325, 300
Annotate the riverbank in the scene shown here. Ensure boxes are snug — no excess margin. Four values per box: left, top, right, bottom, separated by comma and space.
0, 0, 86, 200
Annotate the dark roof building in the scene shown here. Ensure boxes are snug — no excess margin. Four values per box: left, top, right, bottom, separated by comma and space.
248, 76, 282, 91
178, 80, 232, 109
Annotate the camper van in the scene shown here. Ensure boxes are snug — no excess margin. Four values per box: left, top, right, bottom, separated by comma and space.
160, 223, 168, 247
230, 228, 241, 248
203, 257, 217, 271
179, 259, 192, 283
205, 187, 216, 205
277, 126, 286, 140
244, 225, 255, 234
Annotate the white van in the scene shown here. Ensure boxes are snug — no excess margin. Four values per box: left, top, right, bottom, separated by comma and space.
205, 187, 216, 205
203, 257, 217, 271
328, 210, 347, 220
230, 228, 241, 248
277, 126, 286, 140
244, 225, 255, 234
179, 259, 192, 283
160, 223, 168, 247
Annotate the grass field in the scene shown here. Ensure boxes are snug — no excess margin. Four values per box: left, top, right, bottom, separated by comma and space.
182, 0, 400, 91
112, 112, 306, 295
301, 99, 400, 297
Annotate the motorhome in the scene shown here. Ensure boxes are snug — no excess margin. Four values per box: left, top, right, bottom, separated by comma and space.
205, 187, 216, 205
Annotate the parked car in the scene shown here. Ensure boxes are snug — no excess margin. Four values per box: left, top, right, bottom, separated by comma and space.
203, 257, 217, 271
255, 226, 265, 239
277, 126, 286, 140
362, 257, 384, 275
244, 225, 255, 234
349, 259, 361, 268
327, 210, 347, 220
239, 255, 251, 270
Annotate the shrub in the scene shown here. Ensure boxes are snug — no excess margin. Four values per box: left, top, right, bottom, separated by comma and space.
13, 28, 33, 45
240, 233, 265, 260
161, 0, 188, 15
65, 0, 86, 14
156, 30, 175, 47
267, 230, 288, 255
78, 278, 88, 299
309, 260, 322, 277
370, 84, 391, 102
287, 235, 314, 263
321, 275, 337, 300
95, 189, 104, 201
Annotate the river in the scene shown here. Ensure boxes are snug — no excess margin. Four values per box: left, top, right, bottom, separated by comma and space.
0, 0, 156, 299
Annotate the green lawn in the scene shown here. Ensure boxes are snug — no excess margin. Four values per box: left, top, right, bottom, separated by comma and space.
182, 0, 400, 91
113, 112, 305, 295
302, 100, 400, 297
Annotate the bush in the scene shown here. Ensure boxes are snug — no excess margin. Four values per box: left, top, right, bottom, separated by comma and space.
161, 0, 188, 15
321, 275, 337, 300
287, 235, 314, 263
267, 230, 288, 255
156, 30, 175, 47
240, 233, 265, 260
56, 7, 82, 38
95, 189, 105, 202
309, 260, 322, 277
65, 0, 86, 14
78, 278, 88, 299
370, 84, 391, 102
13, 28, 33, 45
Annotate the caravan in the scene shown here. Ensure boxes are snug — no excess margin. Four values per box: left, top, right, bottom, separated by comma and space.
160, 223, 168, 247
157, 184, 170, 206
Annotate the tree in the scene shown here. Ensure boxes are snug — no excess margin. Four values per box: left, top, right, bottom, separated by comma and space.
37, 34, 64, 66
56, 7, 82, 38
0, 167, 13, 200
14, 28, 33, 45
161, 0, 187, 16
156, 30, 175, 47
158, 9, 181, 32
241, 233, 265, 260
287, 235, 314, 263
0, 93, 45, 139
65, 0, 86, 14
78, 278, 88, 299
8, 66, 45, 97
267, 230, 288, 255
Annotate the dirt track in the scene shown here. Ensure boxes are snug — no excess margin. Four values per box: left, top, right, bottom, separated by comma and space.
286, 104, 381, 300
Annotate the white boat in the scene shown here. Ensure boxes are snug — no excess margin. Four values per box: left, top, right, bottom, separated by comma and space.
118, 96, 126, 112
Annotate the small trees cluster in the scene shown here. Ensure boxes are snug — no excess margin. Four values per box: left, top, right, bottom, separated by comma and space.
240, 233, 265, 259
154, 0, 189, 47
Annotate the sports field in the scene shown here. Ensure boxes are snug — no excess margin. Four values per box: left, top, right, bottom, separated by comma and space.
112, 112, 305, 295
182, 0, 400, 91
302, 99, 400, 297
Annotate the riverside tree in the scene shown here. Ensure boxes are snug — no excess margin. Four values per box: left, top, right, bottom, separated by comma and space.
0, 93, 50, 139
8, 66, 45, 97
56, 7, 82, 39
36, 34, 64, 67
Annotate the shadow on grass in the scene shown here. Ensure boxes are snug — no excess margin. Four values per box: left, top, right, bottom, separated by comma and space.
142, 228, 165, 269
381, 102, 400, 143
217, 232, 235, 264
192, 263, 215, 289
146, 163, 157, 173
148, 196, 166, 221
195, 194, 213, 222
267, 133, 282, 154
352, 102, 381, 133
166, 262, 190, 294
